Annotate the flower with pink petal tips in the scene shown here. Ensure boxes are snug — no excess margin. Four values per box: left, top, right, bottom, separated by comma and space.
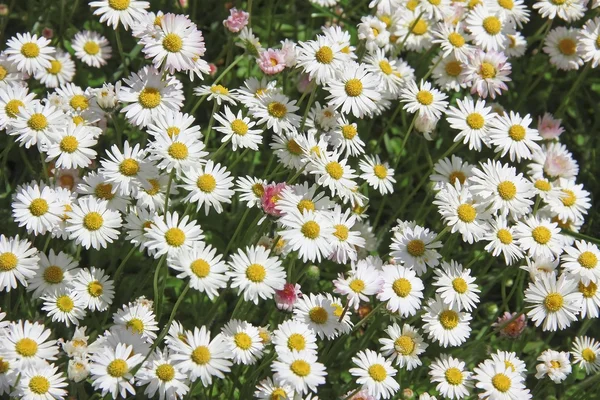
537, 112, 564, 140
258, 49, 286, 75
343, 389, 377, 400
492, 311, 527, 338
261, 182, 288, 216
274, 283, 302, 311
223, 8, 250, 33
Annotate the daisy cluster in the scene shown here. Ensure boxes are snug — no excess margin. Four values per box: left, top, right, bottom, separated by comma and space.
0, 0, 600, 399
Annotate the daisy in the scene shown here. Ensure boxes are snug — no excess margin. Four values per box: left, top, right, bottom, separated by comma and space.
272, 320, 318, 355
145, 211, 204, 258
214, 106, 263, 151
12, 363, 67, 400
307, 150, 358, 199
579, 17, 600, 68
100, 141, 154, 196
377, 265, 424, 317
194, 84, 237, 106
536, 349, 572, 383
358, 16, 390, 52
0, 81, 36, 129
70, 267, 115, 311
90, 343, 145, 399
44, 122, 98, 169
296, 35, 346, 84
236, 176, 267, 208
66, 197, 122, 250
251, 92, 300, 134
434, 182, 490, 244
522, 256, 560, 282
9, 100, 66, 149
445, 97, 496, 152
429, 354, 472, 399
528, 142, 579, 182
5, 32, 54, 74
34, 50, 76, 88
135, 173, 176, 213
461, 50, 512, 99
254, 377, 294, 400
326, 205, 365, 264
227, 245, 286, 304
12, 182, 62, 235
1, 320, 59, 369
432, 53, 468, 93
390, 225, 442, 275
430, 155, 473, 190
524, 273, 582, 331
142, 13, 205, 73
363, 48, 405, 95
170, 326, 232, 385
136, 349, 189, 400
279, 210, 335, 263
350, 349, 399, 400
168, 242, 228, 299
547, 180, 591, 223
275, 182, 334, 217
400, 79, 448, 120
472, 359, 531, 400
119, 66, 184, 128
180, 160, 235, 215
379, 323, 428, 371
0, 51, 25, 84
533, 0, 586, 23
333, 262, 381, 310
329, 117, 366, 157
325, 62, 381, 118
221, 320, 264, 365
292, 293, 340, 339
490, 351, 527, 378
149, 131, 208, 175
71, 30, 112, 68
113, 303, 159, 343
394, 12, 435, 52
359, 155, 396, 195
571, 336, 600, 374
562, 240, 600, 285
270, 132, 306, 170
469, 159, 535, 218
90, 0, 150, 30
432, 23, 474, 62
76, 172, 129, 213
147, 110, 202, 140
0, 235, 38, 293
433, 260, 480, 312
26, 249, 78, 299
489, 111, 542, 162
514, 216, 563, 260
483, 216, 524, 265
505, 32, 528, 58
306, 101, 339, 132
422, 295, 472, 347
580, 279, 600, 319
544, 27, 583, 70
272, 350, 327, 395
41, 290, 87, 327
466, 5, 507, 51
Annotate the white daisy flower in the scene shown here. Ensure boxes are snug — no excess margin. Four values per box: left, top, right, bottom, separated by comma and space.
296, 35, 347, 84
524, 273, 582, 331
100, 141, 154, 196
76, 172, 129, 213
535, 349, 572, 383
488, 111, 542, 162
272, 320, 318, 355
533, 0, 585, 23
547, 179, 591, 223
0, 81, 36, 130
363, 48, 405, 96
400, 79, 448, 120
514, 216, 563, 260
483, 216, 524, 266
180, 160, 235, 215
1, 320, 59, 369
275, 183, 334, 218
429, 354, 472, 399
562, 240, 600, 285
505, 32, 528, 58
12, 362, 67, 400
71, 267, 115, 312
236, 176, 267, 208
432, 23, 474, 62
145, 211, 204, 259
489, 0, 530, 28
491, 350, 527, 378
0, 51, 26, 84
41, 290, 87, 327
72, 30, 112, 68
521, 255, 560, 281
292, 293, 340, 340
148, 131, 208, 175
270, 131, 306, 170
254, 377, 294, 400
377, 265, 424, 317
34, 50, 76, 88
136, 349, 189, 400
113, 303, 159, 342
0, 235, 39, 293
472, 359, 531, 400
528, 142, 579, 182
544, 27, 583, 71
135, 172, 177, 213
194, 84, 237, 106
349, 349, 399, 400
422, 295, 472, 348
5, 32, 54, 74
279, 210, 335, 263
329, 116, 366, 158
272, 350, 326, 396
445, 97, 496, 151
26, 249, 78, 299
90, 0, 150, 30
8, 100, 66, 149
305, 101, 339, 133
90, 342, 145, 399
333, 261, 381, 310
168, 241, 228, 300
66, 197, 122, 250
390, 225, 442, 275
213, 106, 263, 151
358, 16, 390, 52
359, 154, 396, 195
432, 53, 468, 93
325, 62, 382, 118
571, 336, 600, 374
394, 12, 435, 52
578, 17, 600, 68
147, 109, 202, 140
12, 182, 62, 236
433, 260, 480, 312
465, 5, 508, 51
44, 122, 98, 169
430, 155, 473, 190
221, 319, 264, 365
326, 205, 365, 264
379, 323, 428, 371
578, 279, 600, 318
461, 50, 512, 100
251, 92, 300, 134
227, 245, 286, 304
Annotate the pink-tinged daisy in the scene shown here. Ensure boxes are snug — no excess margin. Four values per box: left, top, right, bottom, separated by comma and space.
461, 50, 511, 99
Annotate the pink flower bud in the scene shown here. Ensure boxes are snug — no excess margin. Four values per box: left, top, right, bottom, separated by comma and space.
275, 283, 302, 311
223, 7, 250, 33
258, 48, 286, 75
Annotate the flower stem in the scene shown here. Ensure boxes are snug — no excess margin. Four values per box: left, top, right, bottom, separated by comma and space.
163, 169, 175, 219
204, 102, 220, 145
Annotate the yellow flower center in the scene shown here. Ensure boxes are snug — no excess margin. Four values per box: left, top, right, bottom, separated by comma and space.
449, 171, 466, 185
47, 60, 62, 74
445, 367, 463, 385
448, 32, 465, 47
107, 359, 128, 377
482, 16, 502, 35
411, 19, 428, 36
108, 0, 130, 10
349, 278, 365, 293
373, 164, 388, 179
558, 38, 577, 56
0, 358, 11, 373
445, 61, 462, 77
439, 310, 459, 329
479, 62, 496, 79
468, 0, 483, 8
246, 263, 266, 282
60, 136, 79, 153
72, 115, 85, 125
309, 306, 328, 324
416, 90, 433, 105
163, 33, 183, 53
165, 227, 186, 247
271, 388, 287, 400
286, 333, 306, 351
379, 60, 393, 75
231, 119, 249, 135
87, 280, 103, 297
84, 41, 100, 55
138, 87, 161, 109
578, 251, 598, 269
497, 229, 513, 244
83, 212, 103, 231
16, 338, 38, 357
532, 226, 551, 244
315, 46, 334, 64
234, 332, 253, 350
210, 85, 229, 95
582, 348, 597, 362
492, 373, 511, 392
333, 224, 349, 241
286, 139, 302, 155
156, 364, 175, 382
95, 183, 115, 200
325, 161, 343, 180
392, 278, 412, 297
341, 124, 357, 139
191, 346, 211, 365
29, 198, 49, 216
144, 179, 160, 196
5, 99, 24, 119
168, 142, 189, 160
560, 189, 576, 207
0, 252, 17, 271
394, 335, 415, 355
119, 158, 140, 176
43, 266, 64, 284
535, 179, 551, 192
579, 281, 597, 298
191, 259, 210, 278
497, 181, 517, 200
345, 78, 363, 97
197, 174, 216, 193
550, 360, 561, 369
28, 376, 50, 395
301, 221, 321, 239
407, 239, 426, 257
428, 0, 441, 4
166, 126, 180, 137
251, 183, 265, 198
498, 0, 514, 9
56, 295, 74, 312
368, 364, 387, 382
297, 199, 315, 214
28, 113, 48, 131
70, 95, 89, 111
452, 277, 468, 294
290, 360, 311, 377
21, 42, 40, 58
508, 125, 526, 141
126, 318, 144, 334
267, 102, 287, 118
0, 66, 6, 81
544, 292, 564, 312
466, 113, 485, 129
407, 0, 419, 10
457, 203, 476, 223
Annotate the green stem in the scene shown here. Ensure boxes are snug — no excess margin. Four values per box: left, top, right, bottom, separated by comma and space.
153, 254, 167, 318
39, 151, 49, 182
393, 114, 417, 169
556, 62, 592, 117
112, 246, 137, 282
300, 86, 317, 131
376, 102, 403, 148
163, 169, 175, 219
210, 138, 230, 160
562, 229, 600, 246
204, 102, 220, 145
225, 208, 252, 255
351, 302, 383, 333
398, 11, 424, 52
114, 27, 127, 73
422, 52, 443, 81
228, 148, 249, 170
